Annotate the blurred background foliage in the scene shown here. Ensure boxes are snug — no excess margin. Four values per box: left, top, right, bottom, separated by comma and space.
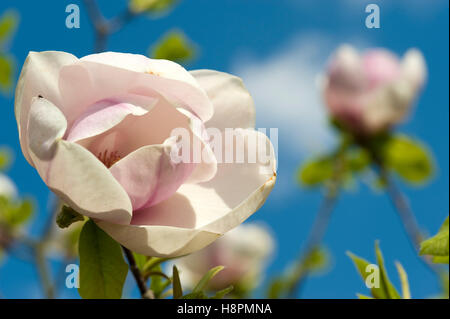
0, 10, 18, 94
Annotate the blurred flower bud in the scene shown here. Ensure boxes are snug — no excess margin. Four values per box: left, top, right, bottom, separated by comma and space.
323, 45, 427, 135
0, 173, 17, 199
173, 223, 274, 292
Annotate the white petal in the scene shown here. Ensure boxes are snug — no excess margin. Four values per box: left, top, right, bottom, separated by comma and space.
26, 98, 132, 224
46, 141, 133, 224
15, 51, 78, 165
401, 49, 427, 90
190, 70, 256, 130
0, 174, 17, 198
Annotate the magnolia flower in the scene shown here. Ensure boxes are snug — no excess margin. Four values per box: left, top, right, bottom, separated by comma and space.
14, 51, 276, 257
173, 223, 274, 291
0, 173, 17, 199
323, 45, 426, 134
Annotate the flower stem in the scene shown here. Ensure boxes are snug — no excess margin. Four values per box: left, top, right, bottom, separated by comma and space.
122, 246, 154, 299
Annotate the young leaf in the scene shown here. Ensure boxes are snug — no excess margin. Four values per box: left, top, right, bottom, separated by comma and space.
193, 265, 225, 293
267, 277, 286, 299
0, 196, 33, 228
151, 30, 196, 64
132, 252, 148, 271
432, 256, 449, 264
56, 205, 84, 228
357, 293, 374, 299
298, 157, 334, 187
0, 54, 14, 91
143, 256, 170, 272
395, 262, 411, 299
211, 285, 234, 299
374, 242, 401, 299
172, 265, 183, 299
0, 148, 11, 170
129, 0, 177, 14
382, 135, 433, 185
420, 216, 449, 261
183, 291, 208, 299
78, 220, 128, 299
348, 243, 405, 299
0, 10, 18, 46
347, 251, 387, 299
346, 148, 371, 173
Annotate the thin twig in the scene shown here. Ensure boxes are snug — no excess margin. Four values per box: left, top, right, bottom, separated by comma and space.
122, 246, 154, 299
377, 165, 439, 275
288, 139, 349, 298
82, 0, 141, 53
287, 184, 339, 298
34, 243, 55, 299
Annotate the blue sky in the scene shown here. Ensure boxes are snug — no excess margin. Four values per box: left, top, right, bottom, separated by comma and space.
0, 0, 448, 298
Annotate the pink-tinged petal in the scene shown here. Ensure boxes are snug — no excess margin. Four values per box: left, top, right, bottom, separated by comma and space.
59, 55, 213, 126
26, 98, 132, 224
326, 45, 367, 92
190, 70, 256, 130
78, 98, 190, 159
362, 49, 401, 89
81, 52, 201, 89
109, 138, 195, 211
15, 51, 78, 166
96, 129, 277, 257
174, 108, 217, 184
66, 94, 156, 143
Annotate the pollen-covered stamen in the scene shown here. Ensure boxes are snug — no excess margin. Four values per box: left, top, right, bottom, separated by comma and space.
98, 150, 121, 168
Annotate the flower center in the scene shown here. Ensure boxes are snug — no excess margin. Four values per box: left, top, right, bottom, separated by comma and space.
97, 150, 121, 168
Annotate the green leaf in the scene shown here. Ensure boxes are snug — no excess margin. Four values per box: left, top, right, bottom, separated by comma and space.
0, 148, 11, 170
132, 252, 148, 271
211, 285, 234, 299
151, 30, 196, 64
172, 265, 183, 299
193, 265, 224, 293
303, 247, 329, 272
0, 10, 18, 46
56, 205, 84, 228
357, 293, 374, 299
374, 242, 401, 299
298, 157, 334, 187
346, 148, 370, 173
420, 216, 449, 261
347, 251, 386, 299
267, 277, 286, 299
432, 256, 449, 264
78, 220, 128, 299
348, 242, 403, 299
129, 0, 177, 14
0, 196, 33, 227
0, 54, 14, 91
395, 262, 411, 299
143, 256, 170, 272
183, 291, 208, 299
382, 135, 434, 184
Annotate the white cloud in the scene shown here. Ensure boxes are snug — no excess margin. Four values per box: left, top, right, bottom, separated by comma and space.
232, 33, 338, 161
231, 33, 372, 200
